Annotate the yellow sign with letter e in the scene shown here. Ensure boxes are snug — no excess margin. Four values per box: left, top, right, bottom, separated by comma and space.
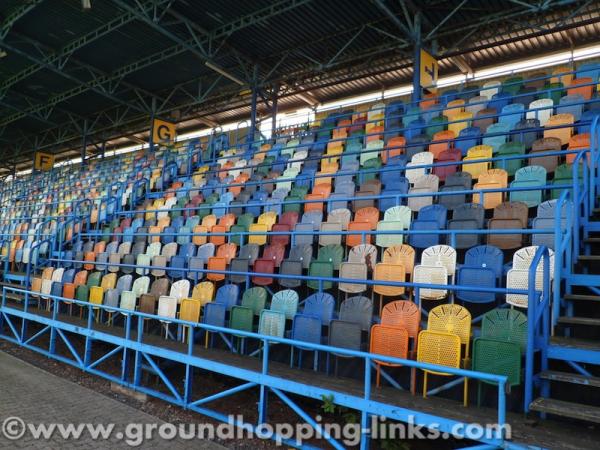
152, 118, 176, 144
34, 152, 55, 171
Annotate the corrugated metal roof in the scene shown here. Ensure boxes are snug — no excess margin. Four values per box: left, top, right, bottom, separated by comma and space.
0, 0, 599, 171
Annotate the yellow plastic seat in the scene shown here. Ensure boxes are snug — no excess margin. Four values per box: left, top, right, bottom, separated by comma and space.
473, 169, 508, 209
417, 330, 467, 406
89, 286, 104, 308
544, 113, 574, 145
258, 212, 277, 231
248, 224, 268, 245
427, 304, 472, 360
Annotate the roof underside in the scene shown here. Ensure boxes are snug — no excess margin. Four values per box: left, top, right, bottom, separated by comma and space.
0, 0, 599, 173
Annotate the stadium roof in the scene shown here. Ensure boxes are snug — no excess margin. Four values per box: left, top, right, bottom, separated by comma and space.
1, 0, 599, 173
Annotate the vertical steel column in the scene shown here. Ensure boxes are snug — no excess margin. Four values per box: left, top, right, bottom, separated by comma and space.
247, 65, 259, 152
271, 83, 279, 138
81, 119, 88, 165
101, 141, 106, 159
149, 97, 157, 155
411, 13, 422, 104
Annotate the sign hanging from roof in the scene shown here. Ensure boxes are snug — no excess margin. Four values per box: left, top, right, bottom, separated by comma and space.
419, 49, 438, 93
33, 152, 55, 171
152, 118, 177, 144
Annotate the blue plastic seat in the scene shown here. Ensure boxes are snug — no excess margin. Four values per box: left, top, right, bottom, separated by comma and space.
464, 245, 504, 279
456, 266, 497, 303
302, 292, 335, 325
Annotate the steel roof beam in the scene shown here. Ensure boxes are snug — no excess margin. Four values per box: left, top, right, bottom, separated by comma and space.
0, 0, 44, 40
0, 0, 312, 132
9, 31, 166, 111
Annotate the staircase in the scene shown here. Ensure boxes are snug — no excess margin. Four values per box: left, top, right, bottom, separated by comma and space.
527, 121, 600, 424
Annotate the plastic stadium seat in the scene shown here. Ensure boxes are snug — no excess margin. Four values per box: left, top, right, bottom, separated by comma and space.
417, 330, 466, 406
241, 287, 267, 316
456, 266, 496, 303
370, 324, 409, 387
270, 289, 299, 319
412, 265, 448, 300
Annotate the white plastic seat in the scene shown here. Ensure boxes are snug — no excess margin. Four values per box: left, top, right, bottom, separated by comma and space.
412, 264, 448, 300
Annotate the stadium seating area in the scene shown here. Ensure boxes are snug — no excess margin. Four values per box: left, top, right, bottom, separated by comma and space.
2, 63, 599, 408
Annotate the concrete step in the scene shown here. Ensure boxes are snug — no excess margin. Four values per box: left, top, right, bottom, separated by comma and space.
530, 398, 600, 423
539, 370, 600, 388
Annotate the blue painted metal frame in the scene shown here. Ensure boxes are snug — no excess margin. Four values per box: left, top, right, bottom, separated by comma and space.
0, 286, 530, 449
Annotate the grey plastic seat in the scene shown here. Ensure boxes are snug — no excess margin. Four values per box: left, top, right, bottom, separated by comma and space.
187, 257, 204, 283
301, 211, 323, 231
294, 223, 315, 245
289, 244, 313, 269
121, 254, 135, 274
279, 260, 303, 288
238, 244, 260, 265
328, 319, 363, 357
339, 296, 373, 331
116, 274, 133, 292
150, 278, 170, 298
95, 252, 108, 271
229, 258, 249, 284
151, 255, 167, 277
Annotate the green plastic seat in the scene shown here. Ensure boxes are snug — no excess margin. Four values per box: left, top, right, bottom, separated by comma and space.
237, 213, 255, 230
101, 226, 111, 243
308, 261, 334, 290
502, 76, 523, 96
317, 244, 344, 270
241, 287, 267, 315
494, 142, 525, 176
541, 82, 564, 104
229, 225, 246, 245
360, 157, 382, 181
86, 271, 102, 288
290, 186, 309, 198
76, 285, 89, 302
230, 306, 254, 333
481, 308, 528, 353
472, 338, 521, 405
283, 195, 302, 213
426, 115, 448, 138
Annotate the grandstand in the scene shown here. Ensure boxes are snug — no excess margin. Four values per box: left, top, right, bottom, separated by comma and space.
1, 1, 600, 448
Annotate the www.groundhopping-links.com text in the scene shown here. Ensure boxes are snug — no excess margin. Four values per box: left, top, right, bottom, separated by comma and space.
1, 415, 511, 446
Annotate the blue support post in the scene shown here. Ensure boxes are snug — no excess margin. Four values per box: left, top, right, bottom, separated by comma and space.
81, 119, 88, 165
149, 98, 157, 156
411, 13, 422, 104
247, 65, 259, 156
271, 84, 279, 138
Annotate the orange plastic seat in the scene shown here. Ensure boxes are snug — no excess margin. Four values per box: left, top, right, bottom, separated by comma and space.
206, 257, 227, 281
304, 194, 324, 212
370, 325, 409, 387
354, 206, 380, 229
210, 225, 227, 246
382, 136, 405, 164
216, 243, 237, 264
568, 77, 594, 100
346, 221, 372, 247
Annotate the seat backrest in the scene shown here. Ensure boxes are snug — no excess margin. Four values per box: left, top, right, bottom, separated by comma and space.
303, 292, 335, 324
428, 304, 471, 348
328, 320, 362, 353
481, 308, 528, 353
381, 300, 420, 340
421, 245, 457, 275
339, 296, 373, 331
258, 310, 286, 337
417, 330, 461, 369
